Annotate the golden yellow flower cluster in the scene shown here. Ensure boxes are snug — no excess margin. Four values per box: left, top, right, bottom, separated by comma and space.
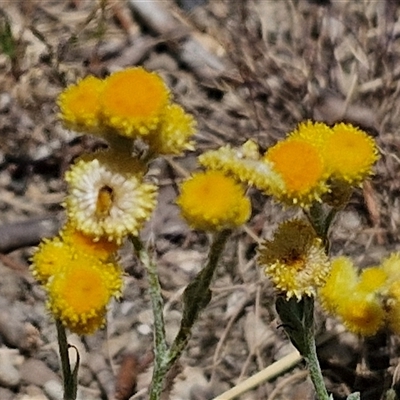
200, 121, 379, 208
174, 118, 379, 234
32, 67, 198, 334
58, 67, 196, 155
266, 121, 378, 206
58, 70, 173, 244
31, 225, 123, 335
179, 140, 280, 232
319, 253, 400, 336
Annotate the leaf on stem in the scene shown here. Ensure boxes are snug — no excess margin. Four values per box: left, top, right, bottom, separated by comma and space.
275, 295, 314, 356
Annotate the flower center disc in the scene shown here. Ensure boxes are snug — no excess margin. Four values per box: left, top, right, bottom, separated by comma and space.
96, 185, 114, 218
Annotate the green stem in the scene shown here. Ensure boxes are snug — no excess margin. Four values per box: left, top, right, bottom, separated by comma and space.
131, 236, 169, 400
56, 320, 77, 400
131, 230, 232, 400
304, 328, 330, 400
307, 203, 328, 238
169, 229, 232, 364
306, 202, 338, 254
275, 297, 330, 400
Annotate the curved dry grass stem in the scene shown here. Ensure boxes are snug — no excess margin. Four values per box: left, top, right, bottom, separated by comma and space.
212, 350, 302, 400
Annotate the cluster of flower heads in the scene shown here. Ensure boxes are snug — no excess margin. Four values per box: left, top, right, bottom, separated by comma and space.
256, 219, 400, 338
200, 121, 379, 208
58, 67, 196, 155
58, 67, 196, 245
176, 120, 379, 234
31, 224, 122, 334
33, 65, 382, 338
250, 120, 384, 338
320, 253, 400, 336
32, 67, 197, 334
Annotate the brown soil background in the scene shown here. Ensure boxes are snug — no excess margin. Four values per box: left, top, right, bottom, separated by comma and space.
0, 1, 400, 399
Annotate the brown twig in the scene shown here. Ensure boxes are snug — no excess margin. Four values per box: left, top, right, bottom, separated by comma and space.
113, 353, 139, 400
109, 0, 139, 38
0, 253, 29, 275
113, 351, 154, 400
363, 181, 384, 245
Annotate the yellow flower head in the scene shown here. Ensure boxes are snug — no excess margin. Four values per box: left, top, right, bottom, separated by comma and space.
258, 219, 330, 300
319, 257, 358, 314
145, 104, 196, 155
60, 223, 120, 261
381, 257, 400, 335
380, 252, 400, 283
101, 67, 170, 138
322, 123, 379, 185
320, 257, 388, 336
58, 76, 104, 133
289, 120, 332, 147
64, 150, 158, 243
264, 137, 329, 207
176, 170, 251, 231
357, 267, 388, 293
336, 290, 385, 336
198, 141, 284, 194
46, 256, 123, 335
31, 237, 72, 284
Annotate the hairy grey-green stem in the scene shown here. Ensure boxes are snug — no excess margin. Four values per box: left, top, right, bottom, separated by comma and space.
304, 326, 330, 400
303, 203, 334, 399
169, 229, 232, 364
132, 230, 232, 400
131, 236, 169, 400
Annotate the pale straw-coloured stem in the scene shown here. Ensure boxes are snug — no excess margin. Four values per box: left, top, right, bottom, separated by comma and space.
212, 350, 302, 400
